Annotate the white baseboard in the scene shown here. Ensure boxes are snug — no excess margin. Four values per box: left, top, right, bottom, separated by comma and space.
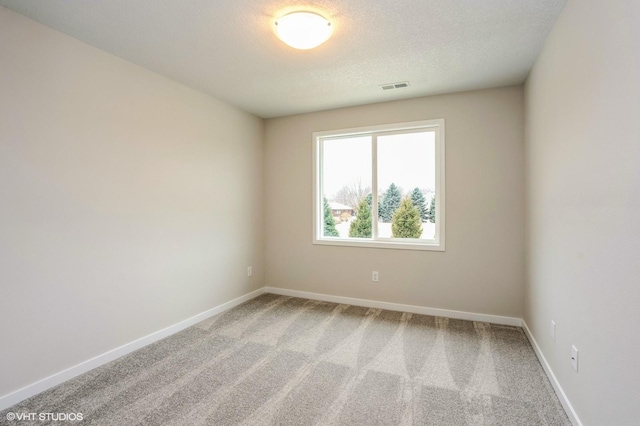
522, 320, 582, 426
0, 287, 265, 411
265, 287, 522, 326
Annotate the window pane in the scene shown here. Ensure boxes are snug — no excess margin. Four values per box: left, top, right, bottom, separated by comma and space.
377, 131, 436, 239
321, 136, 372, 238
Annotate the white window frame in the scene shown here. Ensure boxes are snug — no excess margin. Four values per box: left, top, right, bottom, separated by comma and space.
313, 119, 445, 251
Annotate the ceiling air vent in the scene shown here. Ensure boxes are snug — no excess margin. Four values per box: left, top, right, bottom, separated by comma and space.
380, 81, 410, 90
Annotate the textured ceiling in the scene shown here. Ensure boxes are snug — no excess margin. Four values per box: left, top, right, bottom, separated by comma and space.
0, 0, 566, 118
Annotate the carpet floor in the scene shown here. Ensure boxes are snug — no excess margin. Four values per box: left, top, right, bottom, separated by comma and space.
1, 294, 570, 425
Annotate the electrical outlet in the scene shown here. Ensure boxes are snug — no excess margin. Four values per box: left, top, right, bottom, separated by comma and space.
571, 345, 579, 372
551, 320, 556, 342
372, 271, 379, 282
247, 266, 252, 277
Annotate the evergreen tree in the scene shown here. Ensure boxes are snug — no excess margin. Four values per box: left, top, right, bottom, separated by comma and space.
365, 193, 372, 207
323, 197, 339, 237
349, 198, 372, 238
410, 187, 429, 223
379, 183, 402, 222
427, 195, 436, 223
392, 197, 423, 238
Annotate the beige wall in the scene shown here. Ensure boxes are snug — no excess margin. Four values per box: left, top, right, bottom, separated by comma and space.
525, 0, 640, 424
0, 7, 263, 397
265, 87, 525, 318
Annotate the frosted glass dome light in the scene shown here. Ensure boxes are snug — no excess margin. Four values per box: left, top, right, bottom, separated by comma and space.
275, 12, 333, 50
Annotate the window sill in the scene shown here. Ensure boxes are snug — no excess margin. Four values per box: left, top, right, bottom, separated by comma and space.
313, 238, 445, 251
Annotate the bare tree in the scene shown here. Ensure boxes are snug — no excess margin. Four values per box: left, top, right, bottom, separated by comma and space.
334, 179, 371, 210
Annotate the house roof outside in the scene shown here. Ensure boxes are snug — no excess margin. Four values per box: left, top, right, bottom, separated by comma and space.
329, 202, 354, 211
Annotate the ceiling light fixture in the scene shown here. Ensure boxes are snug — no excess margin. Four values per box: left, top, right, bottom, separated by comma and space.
275, 12, 332, 50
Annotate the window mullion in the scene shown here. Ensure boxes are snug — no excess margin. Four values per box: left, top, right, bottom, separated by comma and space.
372, 135, 378, 240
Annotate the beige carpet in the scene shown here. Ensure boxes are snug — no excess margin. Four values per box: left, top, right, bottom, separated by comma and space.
1, 294, 570, 425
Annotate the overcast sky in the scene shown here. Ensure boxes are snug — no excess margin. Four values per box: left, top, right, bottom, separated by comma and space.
322, 131, 435, 198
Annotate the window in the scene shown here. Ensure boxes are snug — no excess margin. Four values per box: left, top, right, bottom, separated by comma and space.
313, 119, 445, 251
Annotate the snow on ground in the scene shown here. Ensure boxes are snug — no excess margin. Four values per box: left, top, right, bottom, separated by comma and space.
335, 220, 435, 239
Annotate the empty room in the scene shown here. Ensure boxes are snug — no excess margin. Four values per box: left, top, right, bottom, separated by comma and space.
0, 0, 638, 425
